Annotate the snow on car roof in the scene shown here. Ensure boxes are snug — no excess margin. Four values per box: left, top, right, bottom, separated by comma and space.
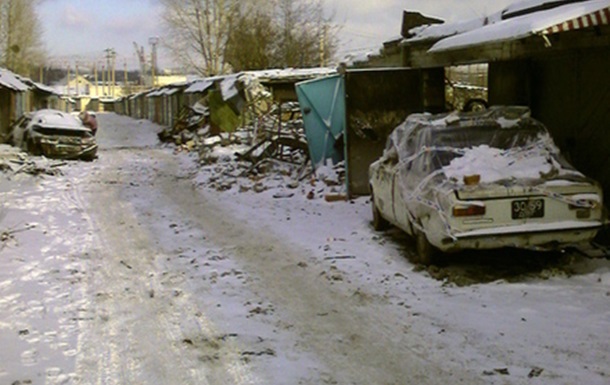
386, 106, 583, 187
30, 109, 88, 130
442, 144, 556, 184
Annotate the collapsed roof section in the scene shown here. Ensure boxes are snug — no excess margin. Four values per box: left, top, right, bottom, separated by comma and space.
182, 68, 337, 98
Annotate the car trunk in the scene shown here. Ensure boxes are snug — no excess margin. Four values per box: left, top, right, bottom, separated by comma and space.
449, 180, 603, 235
456, 182, 602, 200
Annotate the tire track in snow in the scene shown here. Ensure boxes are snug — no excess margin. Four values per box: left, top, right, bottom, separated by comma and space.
73, 148, 261, 385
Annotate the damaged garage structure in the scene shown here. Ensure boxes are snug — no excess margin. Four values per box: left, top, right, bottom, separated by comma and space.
403, 0, 610, 207
0, 68, 67, 143
300, 0, 610, 208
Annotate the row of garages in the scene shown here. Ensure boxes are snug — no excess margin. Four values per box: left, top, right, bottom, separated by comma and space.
0, 68, 73, 142
109, 69, 336, 132
105, 2, 610, 204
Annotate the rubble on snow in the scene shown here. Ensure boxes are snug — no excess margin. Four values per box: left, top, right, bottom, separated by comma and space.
0, 144, 66, 177
158, 99, 347, 200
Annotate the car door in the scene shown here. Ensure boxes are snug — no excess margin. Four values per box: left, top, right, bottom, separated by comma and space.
372, 155, 399, 224
11, 115, 30, 148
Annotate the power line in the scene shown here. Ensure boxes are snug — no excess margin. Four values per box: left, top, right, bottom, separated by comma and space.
341, 26, 388, 40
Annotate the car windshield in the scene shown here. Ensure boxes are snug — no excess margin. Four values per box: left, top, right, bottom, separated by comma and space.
33, 126, 92, 138
418, 120, 552, 169
385, 110, 582, 191
427, 120, 547, 150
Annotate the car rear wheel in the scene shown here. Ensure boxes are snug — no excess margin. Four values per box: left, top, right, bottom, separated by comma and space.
371, 191, 389, 231
414, 228, 437, 266
463, 98, 488, 112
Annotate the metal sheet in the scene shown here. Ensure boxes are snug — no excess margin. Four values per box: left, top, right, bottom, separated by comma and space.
345, 69, 425, 195
296, 74, 346, 169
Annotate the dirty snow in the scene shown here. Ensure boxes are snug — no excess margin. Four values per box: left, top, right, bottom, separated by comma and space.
1, 113, 609, 384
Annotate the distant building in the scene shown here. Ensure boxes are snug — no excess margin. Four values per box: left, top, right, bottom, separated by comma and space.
154, 74, 188, 87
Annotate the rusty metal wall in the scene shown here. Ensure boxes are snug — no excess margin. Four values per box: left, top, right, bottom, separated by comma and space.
489, 52, 610, 205
344, 69, 426, 195
0, 88, 11, 141
530, 50, 610, 206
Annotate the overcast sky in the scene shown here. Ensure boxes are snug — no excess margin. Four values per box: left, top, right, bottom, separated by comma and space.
39, 0, 517, 70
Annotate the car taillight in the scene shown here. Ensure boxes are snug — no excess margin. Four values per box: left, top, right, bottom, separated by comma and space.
453, 204, 486, 217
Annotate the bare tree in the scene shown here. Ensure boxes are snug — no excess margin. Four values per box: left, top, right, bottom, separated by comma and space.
0, 0, 45, 76
161, 0, 240, 76
161, 0, 339, 74
225, 0, 276, 71
269, 0, 338, 68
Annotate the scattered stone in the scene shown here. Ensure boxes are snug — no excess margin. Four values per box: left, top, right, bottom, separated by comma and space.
272, 191, 294, 199
528, 367, 544, 378
324, 193, 347, 202
253, 183, 266, 193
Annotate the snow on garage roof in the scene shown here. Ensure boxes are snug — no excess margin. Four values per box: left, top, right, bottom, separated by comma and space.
429, 0, 610, 52
539, 4, 610, 33
184, 78, 215, 94
0, 68, 30, 92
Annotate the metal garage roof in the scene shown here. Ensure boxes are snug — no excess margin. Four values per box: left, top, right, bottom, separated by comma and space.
0, 68, 30, 92
540, 4, 610, 34
429, 0, 610, 53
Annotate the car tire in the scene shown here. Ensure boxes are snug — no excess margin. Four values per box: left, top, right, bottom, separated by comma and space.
371, 191, 389, 231
414, 228, 437, 266
463, 99, 488, 112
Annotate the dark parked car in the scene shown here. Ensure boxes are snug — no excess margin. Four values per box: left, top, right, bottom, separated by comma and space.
11, 109, 97, 161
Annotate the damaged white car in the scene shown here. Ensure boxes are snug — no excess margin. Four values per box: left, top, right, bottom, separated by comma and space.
369, 106, 605, 264
11, 109, 98, 161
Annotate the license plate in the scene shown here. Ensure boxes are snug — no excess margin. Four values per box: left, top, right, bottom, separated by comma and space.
512, 199, 544, 219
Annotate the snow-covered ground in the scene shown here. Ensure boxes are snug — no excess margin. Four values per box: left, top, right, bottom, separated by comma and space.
0, 113, 609, 384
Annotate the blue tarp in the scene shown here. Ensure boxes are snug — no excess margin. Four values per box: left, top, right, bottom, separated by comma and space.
295, 75, 346, 168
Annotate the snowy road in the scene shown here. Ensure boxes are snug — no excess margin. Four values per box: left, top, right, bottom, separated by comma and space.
1, 113, 609, 385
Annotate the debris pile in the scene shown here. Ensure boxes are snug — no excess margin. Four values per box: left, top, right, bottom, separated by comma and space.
158, 102, 210, 150
192, 98, 351, 200
0, 144, 65, 176
1, 223, 36, 250
195, 101, 314, 194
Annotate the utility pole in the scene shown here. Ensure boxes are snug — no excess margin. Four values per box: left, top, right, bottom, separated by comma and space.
67, 62, 71, 96
149, 37, 159, 88
124, 60, 128, 94
94, 63, 99, 96
101, 64, 106, 96
75, 62, 80, 96
111, 51, 116, 97
104, 48, 115, 97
